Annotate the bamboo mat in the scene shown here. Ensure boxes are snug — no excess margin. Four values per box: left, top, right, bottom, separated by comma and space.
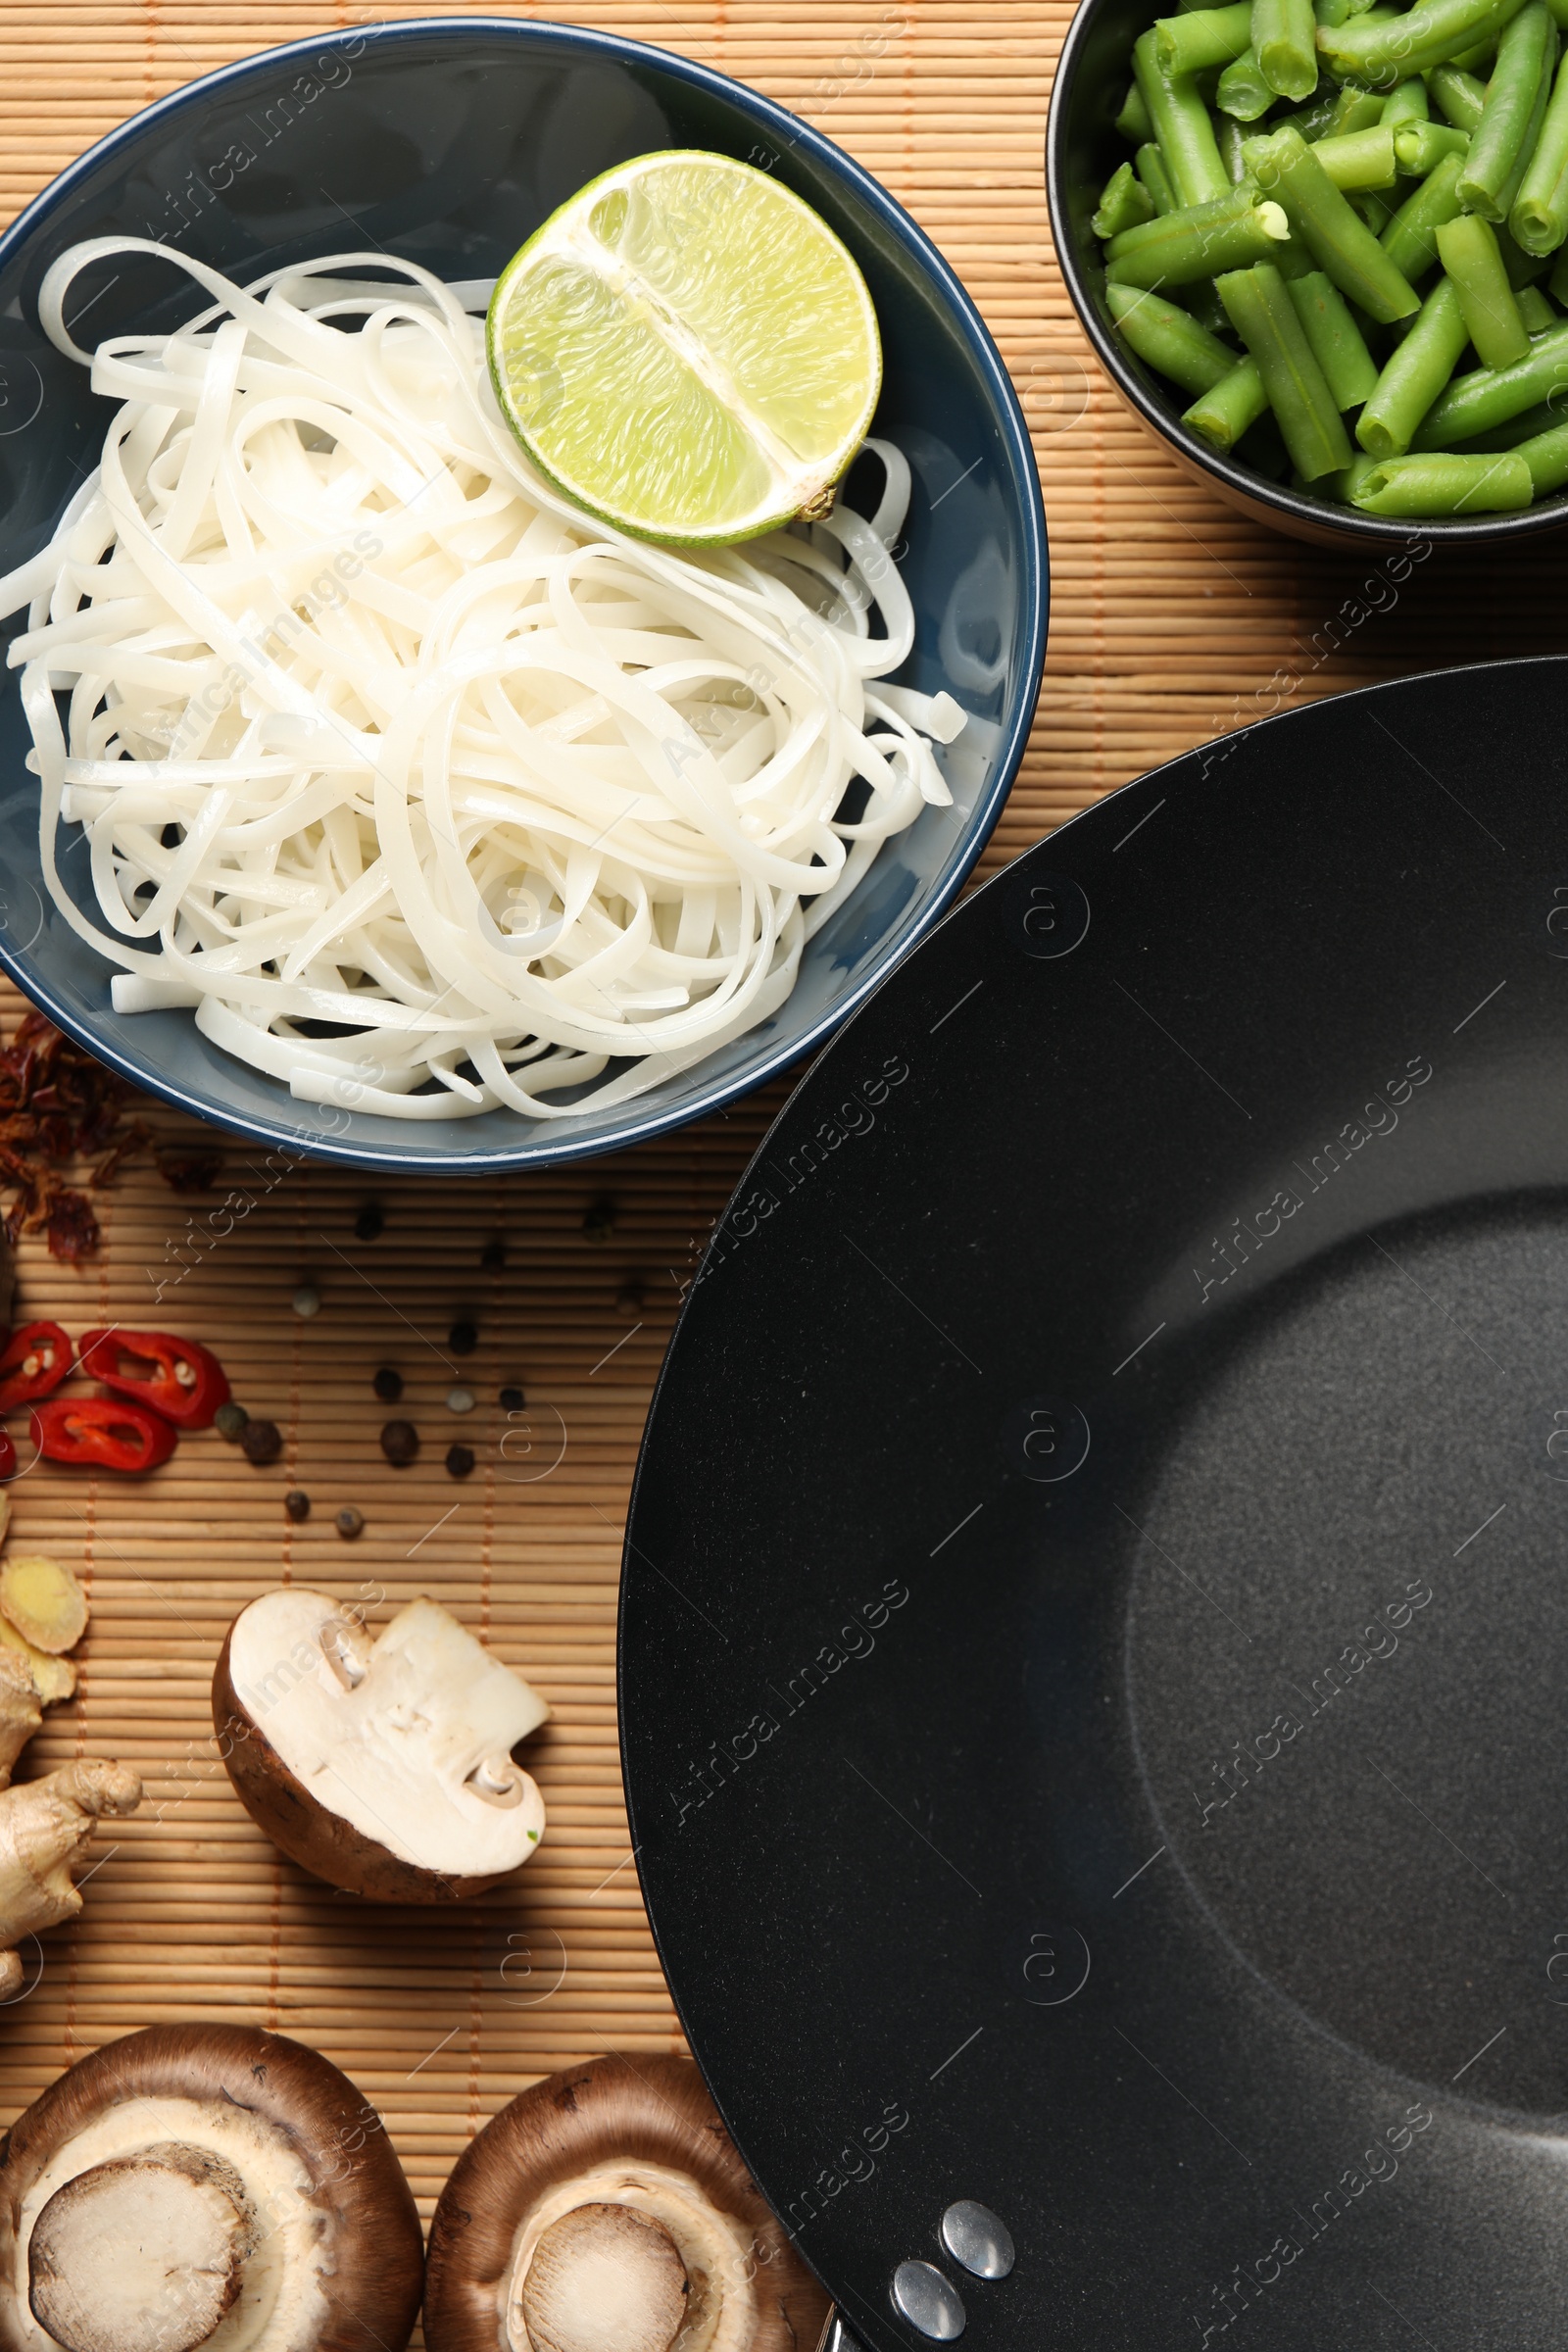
0, 0, 1561, 2328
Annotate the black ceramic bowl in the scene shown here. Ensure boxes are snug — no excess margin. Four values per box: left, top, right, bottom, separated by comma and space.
1047, 0, 1568, 549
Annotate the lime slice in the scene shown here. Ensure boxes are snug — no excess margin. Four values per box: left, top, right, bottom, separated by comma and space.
487, 150, 882, 547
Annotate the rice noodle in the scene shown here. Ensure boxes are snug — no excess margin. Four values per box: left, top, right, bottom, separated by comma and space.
0, 238, 966, 1120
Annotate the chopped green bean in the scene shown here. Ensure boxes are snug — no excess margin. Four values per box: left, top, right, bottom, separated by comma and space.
1411, 315, 1568, 436
1511, 412, 1568, 482
1428, 64, 1489, 124
1107, 279, 1247, 389
1356, 275, 1471, 450
1216, 261, 1354, 470
1453, 0, 1553, 213
1106, 179, 1294, 282
1285, 266, 1382, 396
1510, 48, 1568, 246
1137, 141, 1181, 211
1517, 278, 1559, 322
1250, 121, 1422, 314
1255, 0, 1322, 93
1095, 162, 1159, 238
1315, 0, 1355, 27
1395, 119, 1472, 169
1183, 355, 1273, 442
1330, 82, 1390, 130
1379, 147, 1466, 276
1349, 449, 1534, 507
1135, 28, 1234, 199
1290, 86, 1348, 134
1327, 451, 1387, 495
1117, 78, 1157, 139
1307, 122, 1401, 178
1219, 112, 1251, 173
1317, 0, 1530, 86
1382, 75, 1432, 122
1157, 2, 1257, 70
1436, 212, 1533, 360
1219, 43, 1280, 111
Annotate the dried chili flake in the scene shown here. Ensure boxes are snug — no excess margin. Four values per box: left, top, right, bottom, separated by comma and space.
0, 1011, 142, 1260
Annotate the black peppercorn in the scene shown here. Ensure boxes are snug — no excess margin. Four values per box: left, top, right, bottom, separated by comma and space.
449, 1320, 477, 1355
284, 1490, 311, 1523
240, 1419, 282, 1466
379, 1419, 419, 1468
372, 1366, 403, 1402
480, 1239, 506, 1272
355, 1200, 384, 1242
446, 1444, 475, 1479
499, 1384, 525, 1413
215, 1400, 249, 1442
336, 1505, 366, 1540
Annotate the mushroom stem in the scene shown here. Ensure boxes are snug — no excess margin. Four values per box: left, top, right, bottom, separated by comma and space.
27, 2143, 255, 2352
520, 2204, 690, 2352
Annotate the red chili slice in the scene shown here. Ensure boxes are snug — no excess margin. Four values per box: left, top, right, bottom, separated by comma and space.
0, 1321, 74, 1412
30, 1396, 177, 1473
77, 1326, 230, 1430
0, 1431, 15, 1481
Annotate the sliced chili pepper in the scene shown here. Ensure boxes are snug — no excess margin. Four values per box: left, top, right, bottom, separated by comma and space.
0, 1321, 74, 1413
77, 1326, 230, 1430
30, 1396, 177, 1474
0, 1432, 15, 1481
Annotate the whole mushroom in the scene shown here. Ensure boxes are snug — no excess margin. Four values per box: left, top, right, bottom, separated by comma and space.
0, 2024, 423, 2352
213, 1590, 549, 1902
423, 2053, 830, 2352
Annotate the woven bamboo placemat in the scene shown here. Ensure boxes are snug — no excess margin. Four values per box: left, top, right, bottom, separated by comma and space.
0, 0, 1555, 2327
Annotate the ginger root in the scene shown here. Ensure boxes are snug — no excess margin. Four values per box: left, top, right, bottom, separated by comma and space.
0, 1554, 87, 1654
0, 1617, 74, 1705
0, 1653, 140, 1998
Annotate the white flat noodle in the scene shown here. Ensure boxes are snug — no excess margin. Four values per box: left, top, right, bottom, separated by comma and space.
8, 239, 967, 1119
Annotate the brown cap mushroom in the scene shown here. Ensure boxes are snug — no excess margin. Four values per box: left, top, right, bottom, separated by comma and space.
422, 2053, 830, 2352
213, 1590, 549, 1903
0, 2023, 423, 2352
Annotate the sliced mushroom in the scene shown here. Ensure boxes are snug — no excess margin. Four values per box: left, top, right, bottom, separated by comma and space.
213, 1590, 549, 1902
422, 2053, 830, 2352
0, 2023, 423, 2352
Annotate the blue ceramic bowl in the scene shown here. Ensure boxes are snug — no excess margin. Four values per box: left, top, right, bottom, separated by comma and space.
0, 17, 1046, 1171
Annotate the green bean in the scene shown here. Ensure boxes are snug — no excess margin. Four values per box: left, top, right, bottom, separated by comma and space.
1512, 412, 1568, 482
1106, 179, 1294, 281
1382, 74, 1432, 121
1498, 218, 1554, 276
1517, 277, 1559, 321
1379, 147, 1466, 276
1215, 261, 1354, 469
1286, 265, 1382, 395
1183, 355, 1273, 442
1308, 122, 1400, 178
1427, 63, 1489, 124
1218, 43, 1279, 111
1453, 0, 1553, 212
1290, 86, 1348, 133
1317, 0, 1529, 86
1349, 449, 1534, 506
1411, 315, 1568, 436
1157, 1, 1256, 70
1107, 279, 1246, 388
1329, 81, 1390, 129
1137, 141, 1181, 211
1250, 122, 1422, 313
1436, 211, 1533, 359
1095, 161, 1158, 238
1449, 32, 1501, 66
1545, 0, 1568, 19
1117, 78, 1157, 139
1327, 451, 1386, 495
1255, 0, 1322, 92
1315, 0, 1355, 27
1218, 113, 1251, 174
1135, 29, 1234, 199
1356, 275, 1471, 450
1510, 49, 1568, 246
1354, 186, 1399, 227
1395, 119, 1472, 168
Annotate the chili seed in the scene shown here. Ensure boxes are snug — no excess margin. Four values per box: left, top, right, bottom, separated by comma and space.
284, 1490, 311, 1523
291, 1282, 321, 1319
446, 1386, 475, 1415
173, 1360, 197, 1387
379, 1419, 419, 1468
336, 1506, 366, 1540
354, 1201, 384, 1242
480, 1240, 506, 1272
215, 1401, 249, 1442
241, 1419, 282, 1466
446, 1445, 475, 1479
372, 1367, 403, 1403
449, 1320, 477, 1355
499, 1384, 525, 1412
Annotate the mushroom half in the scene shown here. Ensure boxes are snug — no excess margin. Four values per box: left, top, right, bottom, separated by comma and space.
214, 1590, 550, 1901
0, 2023, 423, 2352
423, 2053, 830, 2352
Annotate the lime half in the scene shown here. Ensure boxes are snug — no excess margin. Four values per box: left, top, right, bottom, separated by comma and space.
487, 151, 882, 547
